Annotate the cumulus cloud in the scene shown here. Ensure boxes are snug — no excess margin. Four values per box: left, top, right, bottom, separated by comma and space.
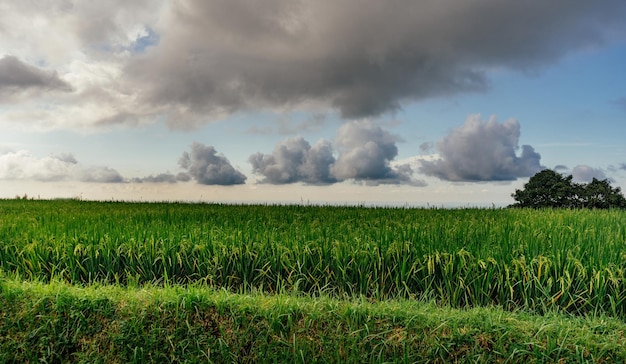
78, 166, 124, 183
250, 121, 425, 186
419, 115, 544, 181
0, 151, 71, 181
571, 165, 608, 183
130, 144, 242, 185
0, 56, 72, 100
249, 137, 336, 185
331, 121, 418, 185
124, 0, 626, 128
179, 143, 246, 185
0, 150, 123, 183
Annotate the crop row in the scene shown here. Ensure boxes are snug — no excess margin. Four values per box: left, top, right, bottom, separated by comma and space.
1, 200, 625, 317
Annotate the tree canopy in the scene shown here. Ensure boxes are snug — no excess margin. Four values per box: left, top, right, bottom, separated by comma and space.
511, 169, 626, 209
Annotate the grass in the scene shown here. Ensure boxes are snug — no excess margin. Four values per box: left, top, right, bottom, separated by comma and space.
1, 199, 625, 318
1, 199, 626, 361
2, 276, 626, 363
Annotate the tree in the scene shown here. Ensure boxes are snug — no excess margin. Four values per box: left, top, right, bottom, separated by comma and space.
580, 178, 626, 209
511, 169, 578, 208
510, 169, 626, 209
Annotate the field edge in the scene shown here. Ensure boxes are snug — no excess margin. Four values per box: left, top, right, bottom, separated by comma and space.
1, 277, 625, 363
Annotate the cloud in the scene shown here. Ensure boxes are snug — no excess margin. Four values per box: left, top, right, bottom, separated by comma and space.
0, 150, 123, 183
571, 165, 608, 183
419, 115, 544, 181
71, 1, 163, 53
179, 143, 246, 185
0, 1, 162, 59
1, 1, 625, 130
0, 56, 72, 100
132, 172, 190, 184
0, 151, 72, 181
620, 163, 626, 171
249, 137, 336, 185
0, 1, 165, 130
124, 0, 626, 128
0, 144, 247, 186
331, 121, 418, 185
78, 166, 124, 183
250, 121, 425, 186
51, 153, 79, 164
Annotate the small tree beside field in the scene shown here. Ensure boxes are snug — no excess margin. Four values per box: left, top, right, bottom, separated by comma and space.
511, 169, 626, 209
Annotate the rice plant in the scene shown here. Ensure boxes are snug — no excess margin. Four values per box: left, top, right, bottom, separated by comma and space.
1, 199, 625, 318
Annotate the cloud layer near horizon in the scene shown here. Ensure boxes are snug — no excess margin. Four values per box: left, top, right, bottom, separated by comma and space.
3, 117, 620, 188
0, 144, 247, 186
1, 1, 625, 129
0, 151, 123, 183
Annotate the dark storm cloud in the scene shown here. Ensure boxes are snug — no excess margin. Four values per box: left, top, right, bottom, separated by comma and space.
125, 0, 626, 127
420, 116, 544, 181
250, 121, 425, 186
179, 142, 246, 185
249, 137, 336, 185
0, 56, 72, 99
571, 165, 608, 183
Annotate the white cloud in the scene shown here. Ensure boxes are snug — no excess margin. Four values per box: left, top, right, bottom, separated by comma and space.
250, 120, 426, 186
249, 137, 337, 185
0, 150, 123, 182
571, 165, 608, 182
179, 142, 247, 185
419, 115, 544, 181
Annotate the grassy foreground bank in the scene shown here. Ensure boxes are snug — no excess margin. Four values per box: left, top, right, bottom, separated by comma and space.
1, 277, 625, 363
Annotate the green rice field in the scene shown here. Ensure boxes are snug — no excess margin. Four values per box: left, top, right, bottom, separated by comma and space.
1, 199, 626, 362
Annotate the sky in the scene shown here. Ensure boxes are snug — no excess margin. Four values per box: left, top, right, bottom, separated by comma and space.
1, 0, 625, 206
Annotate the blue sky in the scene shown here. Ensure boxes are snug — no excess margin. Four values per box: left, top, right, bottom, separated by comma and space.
1, 1, 625, 206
